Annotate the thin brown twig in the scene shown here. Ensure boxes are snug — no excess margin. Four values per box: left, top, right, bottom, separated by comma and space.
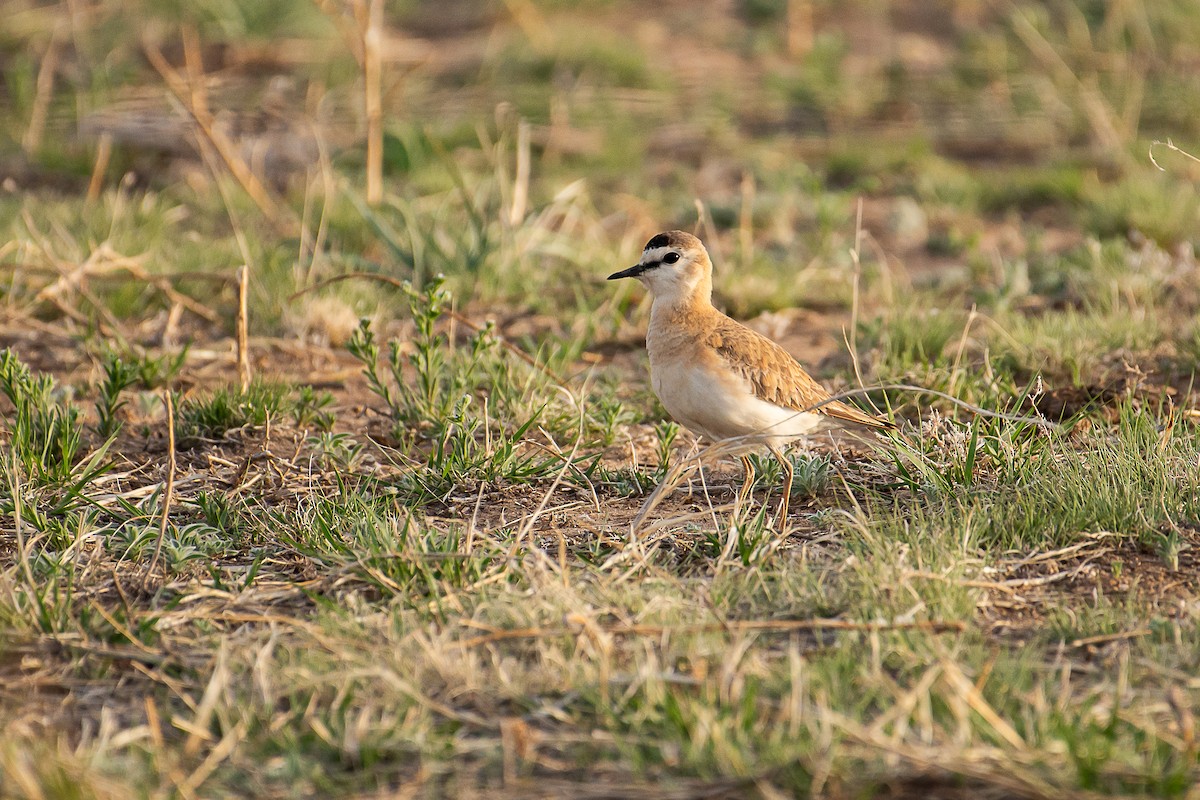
30, 247, 221, 323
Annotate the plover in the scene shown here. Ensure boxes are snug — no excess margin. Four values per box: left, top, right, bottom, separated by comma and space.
609, 230, 893, 519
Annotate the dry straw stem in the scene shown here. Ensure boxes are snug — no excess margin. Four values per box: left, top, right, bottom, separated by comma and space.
145, 390, 178, 586
363, 0, 384, 206
508, 118, 531, 225
846, 197, 871, 410
940, 658, 1027, 750
142, 32, 286, 227
85, 132, 113, 204
22, 20, 65, 155
237, 265, 251, 391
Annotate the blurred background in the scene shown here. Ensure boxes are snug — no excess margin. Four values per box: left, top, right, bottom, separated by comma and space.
2, 0, 1200, 353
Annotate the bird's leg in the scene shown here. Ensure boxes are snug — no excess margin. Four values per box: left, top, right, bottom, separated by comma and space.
767, 444, 794, 524
738, 454, 755, 509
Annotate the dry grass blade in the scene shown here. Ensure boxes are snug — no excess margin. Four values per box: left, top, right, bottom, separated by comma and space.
22, 20, 64, 155
941, 659, 1027, 750
1149, 138, 1200, 170
236, 265, 251, 391
86, 133, 113, 204
1070, 629, 1151, 648
8, 456, 34, 593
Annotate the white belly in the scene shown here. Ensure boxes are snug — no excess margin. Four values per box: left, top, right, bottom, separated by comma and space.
649, 357, 823, 445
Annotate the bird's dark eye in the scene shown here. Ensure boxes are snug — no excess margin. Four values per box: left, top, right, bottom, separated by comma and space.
663, 252, 681, 264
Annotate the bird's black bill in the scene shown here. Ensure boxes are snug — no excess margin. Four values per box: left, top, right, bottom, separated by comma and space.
607, 263, 646, 280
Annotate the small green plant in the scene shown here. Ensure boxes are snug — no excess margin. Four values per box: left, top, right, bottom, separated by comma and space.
94, 350, 140, 439
652, 420, 681, 478
345, 277, 564, 501
106, 520, 225, 572
132, 345, 189, 389
887, 413, 1024, 498
588, 395, 636, 446
307, 431, 365, 471
703, 505, 775, 565
746, 451, 832, 497
347, 276, 502, 431
580, 462, 658, 496
1, 349, 84, 483
292, 385, 336, 431
191, 491, 245, 543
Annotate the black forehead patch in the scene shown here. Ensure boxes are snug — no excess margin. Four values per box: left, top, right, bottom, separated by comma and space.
644, 233, 673, 251
643, 230, 691, 252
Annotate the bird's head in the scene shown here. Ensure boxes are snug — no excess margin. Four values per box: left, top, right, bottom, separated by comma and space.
607, 230, 713, 306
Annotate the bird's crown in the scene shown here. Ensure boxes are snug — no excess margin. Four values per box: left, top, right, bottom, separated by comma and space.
643, 230, 702, 253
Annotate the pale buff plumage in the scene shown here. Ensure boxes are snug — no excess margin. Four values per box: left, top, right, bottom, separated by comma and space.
608, 230, 893, 519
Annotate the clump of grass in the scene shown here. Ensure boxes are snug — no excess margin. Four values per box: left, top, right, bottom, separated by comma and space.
393, 395, 559, 504
0, 349, 110, 491
859, 309, 966, 371
877, 403, 1199, 552
174, 381, 336, 443
131, 345, 190, 389
307, 431, 365, 471
177, 381, 293, 440
274, 489, 497, 601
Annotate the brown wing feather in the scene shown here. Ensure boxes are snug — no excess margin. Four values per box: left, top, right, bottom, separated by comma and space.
705, 317, 894, 431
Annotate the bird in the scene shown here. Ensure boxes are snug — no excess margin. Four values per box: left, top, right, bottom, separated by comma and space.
608, 230, 894, 521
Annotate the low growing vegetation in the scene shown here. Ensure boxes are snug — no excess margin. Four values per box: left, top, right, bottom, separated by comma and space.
2, 1, 1200, 798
